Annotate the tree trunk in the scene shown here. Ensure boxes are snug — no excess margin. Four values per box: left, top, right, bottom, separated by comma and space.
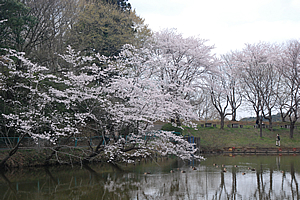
83, 137, 104, 163
259, 118, 263, 138
280, 111, 286, 122
264, 108, 273, 131
44, 134, 74, 165
220, 115, 225, 130
176, 114, 181, 127
290, 121, 295, 139
0, 134, 26, 170
255, 110, 260, 122
269, 120, 273, 131
231, 111, 237, 121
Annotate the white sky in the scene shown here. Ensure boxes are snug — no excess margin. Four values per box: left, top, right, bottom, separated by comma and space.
130, 0, 300, 56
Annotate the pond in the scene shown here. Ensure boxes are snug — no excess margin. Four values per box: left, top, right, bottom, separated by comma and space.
0, 154, 299, 199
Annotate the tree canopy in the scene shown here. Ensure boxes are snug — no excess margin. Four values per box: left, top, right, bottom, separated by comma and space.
0, 29, 209, 168
66, 1, 140, 56
0, 0, 36, 51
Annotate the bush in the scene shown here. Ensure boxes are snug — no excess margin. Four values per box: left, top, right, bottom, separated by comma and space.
161, 123, 182, 134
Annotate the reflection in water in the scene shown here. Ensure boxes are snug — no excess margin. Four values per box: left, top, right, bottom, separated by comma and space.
291, 163, 299, 199
0, 155, 300, 199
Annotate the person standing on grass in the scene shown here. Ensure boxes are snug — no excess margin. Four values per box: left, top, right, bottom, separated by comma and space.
276, 134, 280, 147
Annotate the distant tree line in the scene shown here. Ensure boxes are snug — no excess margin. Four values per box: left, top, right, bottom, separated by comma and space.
202, 41, 300, 138
240, 113, 283, 122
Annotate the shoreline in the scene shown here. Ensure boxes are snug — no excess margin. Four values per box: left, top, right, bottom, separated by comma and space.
200, 147, 300, 155
1, 147, 298, 170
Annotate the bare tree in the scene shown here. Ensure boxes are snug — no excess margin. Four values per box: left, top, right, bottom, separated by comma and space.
233, 42, 279, 136
276, 86, 290, 122
191, 89, 219, 121
206, 65, 232, 129
23, 0, 80, 69
221, 53, 243, 121
277, 40, 300, 138
260, 60, 281, 130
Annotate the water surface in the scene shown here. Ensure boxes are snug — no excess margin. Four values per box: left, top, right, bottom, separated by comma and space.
0, 155, 299, 199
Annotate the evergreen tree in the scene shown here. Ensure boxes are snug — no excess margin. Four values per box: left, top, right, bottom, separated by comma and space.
102, 0, 131, 11
0, 0, 36, 51
66, 1, 135, 56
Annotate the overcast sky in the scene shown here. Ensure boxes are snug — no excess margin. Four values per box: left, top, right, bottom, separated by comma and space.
130, 0, 300, 56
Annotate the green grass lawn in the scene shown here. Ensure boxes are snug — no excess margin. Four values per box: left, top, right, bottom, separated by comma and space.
173, 123, 300, 150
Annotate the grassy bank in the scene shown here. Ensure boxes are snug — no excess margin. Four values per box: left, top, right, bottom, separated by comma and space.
180, 121, 300, 151
1, 121, 299, 169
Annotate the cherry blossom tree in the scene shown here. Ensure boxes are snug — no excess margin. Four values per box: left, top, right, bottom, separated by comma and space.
46, 29, 213, 164
277, 40, 300, 138
202, 53, 243, 128
0, 45, 205, 168
51, 43, 205, 164
205, 64, 232, 129
0, 27, 214, 167
0, 48, 84, 168
190, 88, 219, 120
121, 28, 216, 127
221, 53, 243, 121
232, 42, 280, 134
